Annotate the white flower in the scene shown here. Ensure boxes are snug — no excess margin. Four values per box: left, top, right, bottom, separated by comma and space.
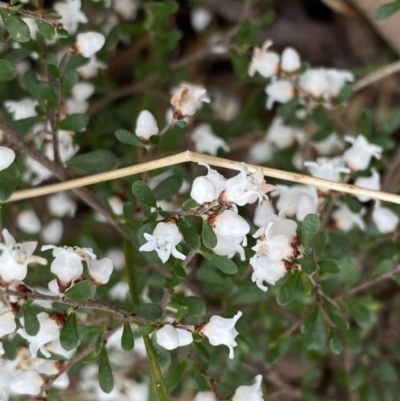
281, 47, 301, 73
232, 375, 264, 401
254, 202, 275, 227
66, 82, 95, 114
200, 311, 242, 359
248, 139, 273, 164
304, 157, 350, 187
86, 256, 113, 285
75, 32, 105, 58
4, 98, 38, 120
343, 135, 382, 171
211, 91, 240, 122
41, 220, 63, 244
108, 281, 130, 301
191, 123, 230, 155
77, 55, 106, 78
250, 254, 288, 291
372, 201, 399, 233
190, 162, 226, 204
0, 147, 15, 171
191, 7, 212, 32
248, 40, 280, 78
354, 168, 381, 202
139, 221, 185, 263
194, 391, 217, 401
156, 324, 193, 350
18, 312, 61, 358
135, 110, 159, 140
53, 0, 88, 34
0, 229, 41, 285
113, 0, 139, 19
10, 370, 44, 396
41, 245, 96, 289
108, 196, 124, 216
267, 117, 305, 149
265, 79, 295, 109
106, 248, 125, 270
298, 68, 329, 99
170, 83, 210, 119
222, 163, 275, 206
325, 69, 354, 98
331, 202, 366, 232
0, 311, 16, 337
311, 132, 344, 155
213, 236, 246, 261
210, 210, 250, 245
16, 210, 42, 234
47, 192, 77, 217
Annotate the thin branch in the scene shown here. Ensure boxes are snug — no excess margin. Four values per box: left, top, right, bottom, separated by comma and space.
0, 1, 63, 29
353, 60, 400, 92
8, 151, 400, 205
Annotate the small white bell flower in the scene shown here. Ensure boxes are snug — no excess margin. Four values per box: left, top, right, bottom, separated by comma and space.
190, 162, 227, 204
250, 254, 288, 292
191, 7, 212, 32
298, 68, 329, 99
75, 32, 105, 58
156, 324, 193, 350
86, 256, 113, 285
113, 0, 139, 20
343, 135, 382, 171
201, 311, 242, 359
139, 221, 186, 263
0, 311, 16, 337
248, 139, 273, 164
53, 0, 88, 34
4, 98, 38, 120
280, 47, 301, 74
267, 117, 305, 149
41, 220, 63, 245
77, 55, 106, 78
47, 192, 77, 217
18, 312, 61, 358
170, 82, 210, 119
194, 391, 217, 401
210, 210, 250, 244
135, 110, 159, 140
325, 69, 354, 98
232, 375, 264, 401
0, 147, 15, 171
191, 123, 230, 155
222, 163, 275, 206
354, 168, 381, 202
254, 202, 275, 227
213, 235, 246, 261
41, 245, 96, 289
108, 196, 124, 216
0, 229, 42, 285
66, 82, 95, 114
16, 210, 42, 234
311, 132, 344, 155
372, 201, 399, 233
248, 40, 280, 78
331, 202, 366, 232
10, 370, 44, 396
265, 79, 295, 109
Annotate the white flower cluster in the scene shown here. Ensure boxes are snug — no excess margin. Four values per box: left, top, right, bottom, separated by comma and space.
249, 40, 354, 110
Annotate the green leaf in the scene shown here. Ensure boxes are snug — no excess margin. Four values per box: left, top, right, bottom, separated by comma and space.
344, 301, 377, 335
170, 295, 206, 316
66, 150, 117, 173
2, 339, 16, 360
324, 299, 349, 330
276, 271, 301, 306
318, 259, 341, 274
301, 257, 318, 275
132, 181, 157, 208
115, 129, 146, 148
335, 83, 353, 105
329, 334, 343, 354
151, 334, 172, 368
98, 347, 114, 393
0, 163, 20, 201
23, 303, 40, 336
60, 312, 78, 351
131, 304, 163, 320
176, 305, 189, 321
300, 214, 320, 248
153, 175, 183, 201
135, 325, 156, 337
165, 361, 187, 392
61, 70, 79, 98
178, 219, 200, 251
374, 1, 400, 19
36, 20, 55, 40
302, 306, 327, 350
0, 59, 17, 81
121, 321, 135, 351
65, 281, 97, 300
202, 219, 217, 249
201, 252, 238, 275
57, 113, 89, 132
0, 10, 30, 42
182, 198, 201, 210
192, 364, 208, 391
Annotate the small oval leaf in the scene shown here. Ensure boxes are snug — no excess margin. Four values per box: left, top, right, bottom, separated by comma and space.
300, 214, 320, 248
66, 150, 117, 173
276, 271, 301, 306
23, 303, 40, 336
121, 321, 135, 351
318, 259, 341, 274
57, 113, 88, 132
98, 347, 114, 393
132, 180, 157, 208
60, 312, 78, 351
202, 252, 238, 275
115, 129, 146, 147
65, 280, 97, 300
0, 59, 17, 82
202, 220, 217, 249
301, 257, 318, 275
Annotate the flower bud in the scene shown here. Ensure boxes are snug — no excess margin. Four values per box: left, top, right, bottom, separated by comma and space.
232, 375, 264, 401
0, 147, 15, 171
171, 83, 210, 119
265, 79, 295, 109
156, 324, 193, 350
74, 32, 105, 58
135, 110, 159, 140
354, 168, 380, 202
248, 40, 280, 78
210, 210, 250, 240
281, 47, 301, 73
372, 201, 399, 233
